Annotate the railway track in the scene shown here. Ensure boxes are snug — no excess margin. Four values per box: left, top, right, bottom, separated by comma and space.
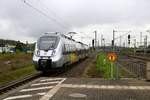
0, 72, 42, 94
0, 69, 65, 95
118, 55, 147, 79
0, 56, 91, 95
128, 55, 150, 61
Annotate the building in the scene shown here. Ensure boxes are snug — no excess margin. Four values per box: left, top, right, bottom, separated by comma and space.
0, 45, 16, 53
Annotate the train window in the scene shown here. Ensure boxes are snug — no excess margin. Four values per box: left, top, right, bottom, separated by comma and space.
63, 44, 66, 52
63, 44, 67, 54
68, 44, 71, 52
66, 44, 68, 52
38, 36, 59, 50
64, 44, 69, 54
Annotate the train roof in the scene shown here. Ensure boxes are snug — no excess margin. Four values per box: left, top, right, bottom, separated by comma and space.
42, 32, 60, 37
41, 32, 88, 46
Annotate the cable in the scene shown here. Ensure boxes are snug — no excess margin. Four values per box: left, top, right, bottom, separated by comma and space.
23, 0, 69, 29
22, 0, 69, 30
38, 0, 71, 28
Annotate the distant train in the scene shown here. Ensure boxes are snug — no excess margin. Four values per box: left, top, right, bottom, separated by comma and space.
32, 32, 89, 72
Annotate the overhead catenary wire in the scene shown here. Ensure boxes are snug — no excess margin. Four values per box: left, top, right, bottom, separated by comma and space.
38, 0, 72, 28
22, 0, 70, 30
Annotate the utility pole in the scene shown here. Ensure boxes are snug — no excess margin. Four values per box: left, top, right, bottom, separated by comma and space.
113, 30, 115, 46
101, 34, 103, 47
112, 30, 131, 50
102, 38, 105, 50
92, 39, 94, 50
145, 35, 148, 48
112, 30, 115, 51
120, 36, 122, 47
94, 31, 97, 48
140, 32, 142, 46
134, 39, 136, 48
134, 39, 136, 55
143, 35, 148, 54
98, 40, 99, 48
103, 38, 105, 48
123, 42, 125, 48
143, 35, 147, 54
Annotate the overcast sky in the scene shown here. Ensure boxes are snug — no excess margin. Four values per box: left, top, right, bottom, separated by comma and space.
0, 0, 150, 46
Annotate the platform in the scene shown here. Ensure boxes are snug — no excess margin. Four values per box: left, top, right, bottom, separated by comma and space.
41, 78, 150, 100
2, 78, 150, 100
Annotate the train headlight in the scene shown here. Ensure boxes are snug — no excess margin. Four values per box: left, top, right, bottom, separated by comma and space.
36, 50, 40, 57
51, 50, 56, 56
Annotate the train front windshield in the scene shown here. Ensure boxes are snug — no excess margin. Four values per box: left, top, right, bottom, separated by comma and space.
38, 36, 58, 50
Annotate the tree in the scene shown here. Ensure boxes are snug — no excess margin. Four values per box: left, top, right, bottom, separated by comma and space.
15, 41, 27, 52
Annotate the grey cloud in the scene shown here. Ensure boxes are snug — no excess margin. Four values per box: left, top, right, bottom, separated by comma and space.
0, 0, 150, 43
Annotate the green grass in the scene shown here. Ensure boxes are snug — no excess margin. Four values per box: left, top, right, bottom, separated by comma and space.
0, 53, 37, 85
96, 52, 117, 79
0, 53, 32, 61
0, 53, 33, 73
0, 65, 36, 85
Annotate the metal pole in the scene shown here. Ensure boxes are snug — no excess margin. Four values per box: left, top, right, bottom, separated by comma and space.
111, 62, 113, 79
120, 36, 122, 47
98, 40, 100, 47
101, 34, 103, 47
116, 62, 119, 79
104, 38, 105, 47
95, 31, 97, 47
140, 32, 142, 46
134, 39, 136, 55
123, 42, 125, 48
98, 40, 99, 48
145, 35, 148, 48
144, 35, 147, 54
134, 39, 136, 48
112, 30, 115, 51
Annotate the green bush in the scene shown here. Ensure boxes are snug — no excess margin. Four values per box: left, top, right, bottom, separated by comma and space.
96, 52, 117, 79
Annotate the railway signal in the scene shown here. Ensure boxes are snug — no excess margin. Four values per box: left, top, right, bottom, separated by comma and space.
107, 53, 117, 62
107, 53, 117, 79
92, 39, 95, 48
128, 34, 130, 45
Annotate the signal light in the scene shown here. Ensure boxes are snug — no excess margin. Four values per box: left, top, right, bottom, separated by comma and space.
128, 34, 130, 44
128, 34, 130, 39
112, 40, 114, 46
128, 39, 130, 45
92, 39, 94, 47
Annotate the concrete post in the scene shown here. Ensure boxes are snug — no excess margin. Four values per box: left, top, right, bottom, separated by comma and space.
146, 62, 150, 80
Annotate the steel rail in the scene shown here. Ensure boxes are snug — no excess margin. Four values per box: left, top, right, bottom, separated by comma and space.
0, 72, 42, 94
128, 55, 150, 61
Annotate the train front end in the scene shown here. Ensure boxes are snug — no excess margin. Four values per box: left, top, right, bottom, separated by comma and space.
32, 33, 62, 72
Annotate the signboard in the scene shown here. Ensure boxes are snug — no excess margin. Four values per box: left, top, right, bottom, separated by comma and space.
107, 53, 117, 62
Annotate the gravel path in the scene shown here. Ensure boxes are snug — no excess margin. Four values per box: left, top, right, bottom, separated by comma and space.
59, 53, 97, 78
